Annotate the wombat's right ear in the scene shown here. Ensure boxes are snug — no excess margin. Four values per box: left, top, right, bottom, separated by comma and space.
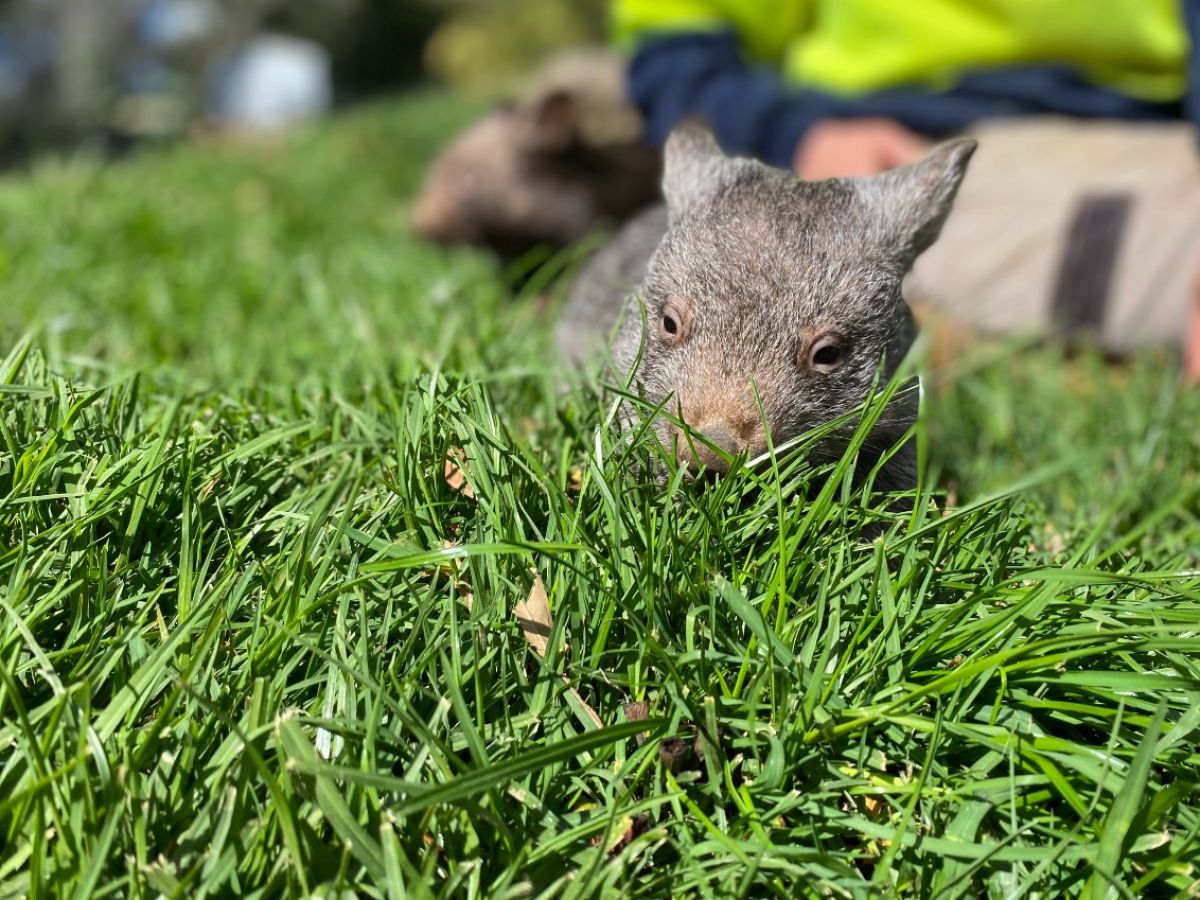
663, 121, 728, 216
862, 138, 977, 264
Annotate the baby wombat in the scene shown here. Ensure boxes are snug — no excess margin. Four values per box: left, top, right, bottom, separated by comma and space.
411, 50, 660, 259
556, 124, 976, 492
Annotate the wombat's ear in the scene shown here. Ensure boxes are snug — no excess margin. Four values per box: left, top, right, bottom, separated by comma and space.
663, 120, 728, 216
862, 138, 977, 263
532, 90, 578, 148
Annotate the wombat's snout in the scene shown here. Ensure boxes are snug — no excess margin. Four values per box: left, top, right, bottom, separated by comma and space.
411, 190, 461, 244
670, 420, 758, 474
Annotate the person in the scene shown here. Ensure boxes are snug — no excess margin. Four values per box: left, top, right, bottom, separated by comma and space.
613, 0, 1200, 381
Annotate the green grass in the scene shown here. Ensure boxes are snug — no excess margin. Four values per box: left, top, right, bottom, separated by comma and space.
1, 91, 1198, 898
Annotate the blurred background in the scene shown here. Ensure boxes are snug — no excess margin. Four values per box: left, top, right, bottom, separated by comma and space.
0, 0, 603, 165
0, 0, 1195, 387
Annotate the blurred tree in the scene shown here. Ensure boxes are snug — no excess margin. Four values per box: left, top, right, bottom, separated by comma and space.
0, 0, 595, 161
423, 0, 608, 96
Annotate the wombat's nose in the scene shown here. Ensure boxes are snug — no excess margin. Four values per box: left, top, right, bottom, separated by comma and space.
673, 422, 743, 473
411, 192, 459, 243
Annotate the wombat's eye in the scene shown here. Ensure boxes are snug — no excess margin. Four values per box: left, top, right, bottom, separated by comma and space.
808, 336, 846, 372
657, 302, 689, 345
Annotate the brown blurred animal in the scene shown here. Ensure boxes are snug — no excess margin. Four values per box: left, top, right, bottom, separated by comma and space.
411, 49, 661, 260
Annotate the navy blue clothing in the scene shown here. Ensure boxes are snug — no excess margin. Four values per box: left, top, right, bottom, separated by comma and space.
629, 26, 1198, 168
1186, 0, 1200, 128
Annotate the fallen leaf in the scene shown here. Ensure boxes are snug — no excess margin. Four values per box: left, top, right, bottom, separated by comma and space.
515, 573, 603, 729
623, 700, 650, 746
514, 574, 552, 657
623, 700, 649, 721
444, 448, 476, 499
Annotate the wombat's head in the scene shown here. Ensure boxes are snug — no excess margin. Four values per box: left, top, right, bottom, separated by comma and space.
411, 93, 659, 259
614, 124, 975, 480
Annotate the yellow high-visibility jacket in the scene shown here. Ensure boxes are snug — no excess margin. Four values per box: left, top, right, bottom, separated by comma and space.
614, 0, 1197, 166
615, 0, 1188, 102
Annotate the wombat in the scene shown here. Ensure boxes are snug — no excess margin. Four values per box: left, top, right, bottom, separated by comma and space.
556, 124, 976, 493
411, 49, 661, 259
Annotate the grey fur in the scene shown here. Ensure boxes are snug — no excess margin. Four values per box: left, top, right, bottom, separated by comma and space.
557, 123, 976, 490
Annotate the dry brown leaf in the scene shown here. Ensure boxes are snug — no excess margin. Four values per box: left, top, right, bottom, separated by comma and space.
443, 448, 476, 499
623, 700, 651, 746
514, 574, 553, 658
863, 795, 887, 819
623, 700, 649, 721
515, 574, 604, 729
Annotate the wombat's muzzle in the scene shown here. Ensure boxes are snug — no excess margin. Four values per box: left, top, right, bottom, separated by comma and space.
669, 420, 758, 474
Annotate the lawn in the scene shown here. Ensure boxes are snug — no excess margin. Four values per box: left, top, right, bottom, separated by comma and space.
1, 92, 1198, 898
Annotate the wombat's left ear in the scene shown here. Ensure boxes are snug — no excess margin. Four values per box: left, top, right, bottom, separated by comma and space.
662, 120, 729, 218
532, 90, 578, 148
861, 138, 977, 263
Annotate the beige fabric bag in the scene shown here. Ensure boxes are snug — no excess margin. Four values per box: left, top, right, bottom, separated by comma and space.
908, 118, 1200, 354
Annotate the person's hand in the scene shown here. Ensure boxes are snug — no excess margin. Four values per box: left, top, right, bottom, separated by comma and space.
1186, 259, 1200, 386
794, 117, 929, 179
